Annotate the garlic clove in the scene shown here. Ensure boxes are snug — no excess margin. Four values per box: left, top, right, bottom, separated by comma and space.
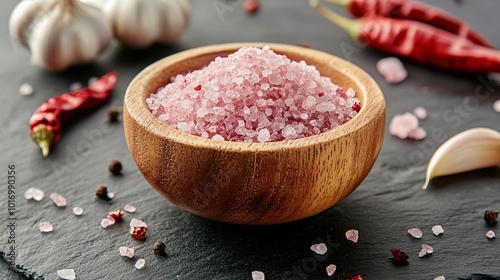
422, 128, 500, 189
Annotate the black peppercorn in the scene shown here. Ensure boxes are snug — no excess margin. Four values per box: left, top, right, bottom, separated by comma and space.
94, 185, 111, 201
484, 210, 498, 225
108, 160, 122, 175
153, 241, 167, 256
107, 107, 120, 123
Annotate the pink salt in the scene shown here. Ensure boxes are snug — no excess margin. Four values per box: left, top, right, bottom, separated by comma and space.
50, 193, 67, 207
57, 269, 76, 280
252, 271, 265, 280
345, 229, 359, 243
434, 276, 445, 280
101, 218, 115, 228
486, 230, 495, 239
310, 243, 328, 255
130, 218, 147, 228
494, 100, 500, 113
419, 244, 433, 257
413, 106, 427, 120
432, 225, 444, 236
24, 187, 44, 201
72, 207, 83, 216
119, 246, 135, 258
376, 57, 407, 84
408, 227, 423, 239
135, 259, 145, 269
39, 222, 53, 233
124, 204, 136, 213
147, 46, 359, 142
326, 264, 336, 276
407, 127, 427, 140
389, 113, 419, 139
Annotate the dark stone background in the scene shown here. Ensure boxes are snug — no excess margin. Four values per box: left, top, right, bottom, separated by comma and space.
1, 0, 499, 279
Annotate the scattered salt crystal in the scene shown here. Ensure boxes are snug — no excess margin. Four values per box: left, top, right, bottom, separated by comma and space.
419, 244, 433, 257
73, 207, 83, 216
39, 222, 53, 233
24, 187, 44, 201
119, 246, 135, 258
135, 259, 145, 269
19, 83, 33, 96
101, 218, 115, 228
389, 113, 419, 139
50, 193, 67, 207
124, 204, 136, 213
407, 227, 423, 238
130, 218, 147, 228
57, 269, 76, 280
88, 77, 98, 86
345, 229, 359, 243
69, 82, 82, 92
326, 264, 336, 276
147, 46, 359, 143
407, 127, 427, 140
486, 230, 495, 239
413, 107, 427, 120
493, 100, 500, 113
252, 271, 265, 280
434, 276, 445, 280
108, 192, 115, 199
432, 225, 444, 236
418, 248, 427, 258
310, 243, 328, 255
376, 57, 408, 84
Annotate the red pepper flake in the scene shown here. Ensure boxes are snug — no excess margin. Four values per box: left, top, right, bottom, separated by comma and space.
108, 210, 124, 223
130, 226, 147, 240
352, 102, 361, 113
347, 275, 363, 280
194, 84, 202, 91
243, 0, 260, 14
390, 249, 409, 264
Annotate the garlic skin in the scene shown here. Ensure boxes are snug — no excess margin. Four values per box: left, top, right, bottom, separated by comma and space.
9, 0, 112, 71
422, 128, 500, 189
97, 0, 191, 48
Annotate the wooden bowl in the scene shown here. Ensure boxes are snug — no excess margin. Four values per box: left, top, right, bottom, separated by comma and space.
124, 43, 385, 225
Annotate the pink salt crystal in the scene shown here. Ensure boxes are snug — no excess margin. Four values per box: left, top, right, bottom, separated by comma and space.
419, 244, 433, 257
407, 227, 423, 238
69, 82, 82, 92
345, 229, 359, 243
72, 207, 83, 216
19, 83, 33, 96
413, 107, 427, 120
376, 57, 408, 84
252, 271, 265, 280
389, 113, 419, 139
124, 204, 136, 213
101, 218, 115, 228
418, 248, 427, 258
130, 218, 147, 228
119, 246, 135, 258
57, 269, 76, 280
147, 46, 359, 143
494, 100, 500, 113
135, 259, 145, 270
432, 225, 444, 236
326, 264, 336, 276
486, 230, 495, 239
50, 193, 67, 207
407, 127, 427, 140
108, 192, 115, 199
434, 276, 445, 280
310, 243, 328, 255
39, 222, 53, 233
24, 187, 44, 201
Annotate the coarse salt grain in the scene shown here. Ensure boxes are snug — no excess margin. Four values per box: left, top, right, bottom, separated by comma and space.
434, 276, 445, 280
39, 222, 53, 233
130, 218, 147, 228
408, 227, 423, 238
413, 107, 427, 120
486, 230, 495, 239
310, 243, 328, 255
72, 207, 83, 216
376, 57, 408, 84
407, 127, 427, 140
119, 246, 135, 258
50, 193, 67, 207
493, 100, 500, 113
88, 77, 98, 86
432, 225, 444, 236
57, 269, 76, 280
252, 271, 265, 280
419, 244, 433, 257
345, 229, 359, 243
124, 204, 136, 213
108, 192, 115, 199
101, 218, 115, 228
147, 46, 359, 142
19, 83, 34, 96
326, 264, 336, 276
389, 113, 419, 139
69, 82, 82, 92
24, 187, 44, 201
135, 259, 145, 269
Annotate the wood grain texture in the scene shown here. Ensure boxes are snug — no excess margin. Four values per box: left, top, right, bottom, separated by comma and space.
123, 43, 386, 225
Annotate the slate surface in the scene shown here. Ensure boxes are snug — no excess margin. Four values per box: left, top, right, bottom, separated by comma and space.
1, 0, 499, 279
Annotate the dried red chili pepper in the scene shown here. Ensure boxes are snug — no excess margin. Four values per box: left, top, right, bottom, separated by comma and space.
325, 0, 493, 48
29, 72, 118, 156
311, 1, 500, 74
347, 275, 363, 280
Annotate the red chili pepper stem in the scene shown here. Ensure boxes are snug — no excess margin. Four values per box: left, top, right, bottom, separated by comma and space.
31, 126, 54, 157
310, 0, 361, 40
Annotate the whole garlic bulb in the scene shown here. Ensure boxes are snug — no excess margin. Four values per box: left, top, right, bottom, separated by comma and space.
9, 0, 112, 71
90, 0, 191, 49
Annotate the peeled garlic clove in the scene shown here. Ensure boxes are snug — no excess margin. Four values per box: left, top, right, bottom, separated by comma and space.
422, 128, 500, 189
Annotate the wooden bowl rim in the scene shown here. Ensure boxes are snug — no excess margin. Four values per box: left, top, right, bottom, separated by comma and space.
125, 42, 385, 152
